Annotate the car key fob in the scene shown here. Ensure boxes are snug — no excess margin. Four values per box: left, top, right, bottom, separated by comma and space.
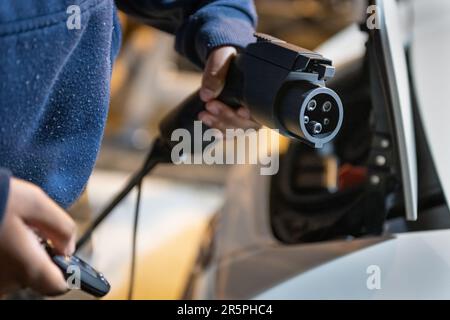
43, 240, 111, 298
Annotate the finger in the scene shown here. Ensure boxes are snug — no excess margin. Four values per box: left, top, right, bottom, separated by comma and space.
6, 216, 68, 296
206, 101, 260, 130
205, 100, 235, 118
237, 107, 251, 120
200, 46, 237, 102
198, 111, 219, 128
198, 111, 232, 134
201, 111, 259, 134
21, 187, 76, 256
29, 259, 69, 297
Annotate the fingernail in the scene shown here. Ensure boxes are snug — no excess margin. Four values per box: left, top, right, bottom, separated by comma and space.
206, 102, 220, 115
200, 88, 215, 102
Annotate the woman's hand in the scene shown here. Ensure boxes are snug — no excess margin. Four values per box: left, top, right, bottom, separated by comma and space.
199, 46, 260, 133
0, 178, 77, 296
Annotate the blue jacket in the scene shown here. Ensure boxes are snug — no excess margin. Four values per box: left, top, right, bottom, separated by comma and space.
0, 0, 257, 222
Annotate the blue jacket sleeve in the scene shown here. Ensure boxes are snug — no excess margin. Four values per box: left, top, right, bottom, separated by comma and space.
0, 169, 11, 225
115, 0, 257, 67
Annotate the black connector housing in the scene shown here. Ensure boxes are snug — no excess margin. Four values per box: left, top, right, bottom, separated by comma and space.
160, 33, 343, 148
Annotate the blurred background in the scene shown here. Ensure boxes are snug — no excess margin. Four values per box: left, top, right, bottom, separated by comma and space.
69, 0, 362, 300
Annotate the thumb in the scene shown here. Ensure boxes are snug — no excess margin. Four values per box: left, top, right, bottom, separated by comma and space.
200, 46, 237, 102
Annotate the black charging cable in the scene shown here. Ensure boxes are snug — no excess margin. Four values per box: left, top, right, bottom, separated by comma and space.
76, 138, 170, 251
75, 138, 170, 299
127, 180, 142, 300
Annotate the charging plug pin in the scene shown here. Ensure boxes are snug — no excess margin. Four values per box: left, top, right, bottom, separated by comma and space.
307, 100, 317, 111
322, 101, 332, 112
307, 121, 323, 134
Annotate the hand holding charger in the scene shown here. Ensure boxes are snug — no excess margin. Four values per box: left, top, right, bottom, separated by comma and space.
160, 33, 344, 149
